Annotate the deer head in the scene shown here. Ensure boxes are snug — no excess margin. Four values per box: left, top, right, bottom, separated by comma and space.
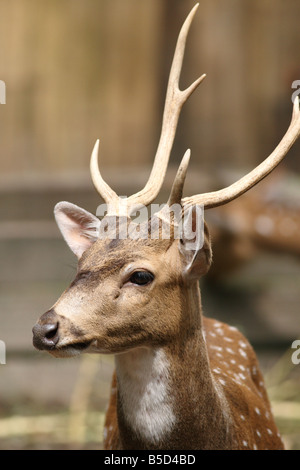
32, 4, 300, 357
32, 4, 299, 450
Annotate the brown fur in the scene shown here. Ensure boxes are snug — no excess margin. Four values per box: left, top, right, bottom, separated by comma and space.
33, 213, 284, 449
104, 315, 284, 450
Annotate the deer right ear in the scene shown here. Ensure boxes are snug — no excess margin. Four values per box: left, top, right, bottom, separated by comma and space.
179, 206, 212, 281
54, 202, 100, 258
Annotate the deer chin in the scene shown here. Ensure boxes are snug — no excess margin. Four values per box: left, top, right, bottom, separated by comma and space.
48, 339, 97, 358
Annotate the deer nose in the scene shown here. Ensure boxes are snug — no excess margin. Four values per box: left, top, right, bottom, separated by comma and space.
32, 310, 60, 350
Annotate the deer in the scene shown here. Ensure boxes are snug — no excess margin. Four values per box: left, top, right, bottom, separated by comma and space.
32, 4, 300, 450
206, 173, 300, 281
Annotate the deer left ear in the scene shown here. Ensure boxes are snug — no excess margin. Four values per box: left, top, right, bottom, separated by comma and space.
54, 201, 100, 258
179, 206, 212, 280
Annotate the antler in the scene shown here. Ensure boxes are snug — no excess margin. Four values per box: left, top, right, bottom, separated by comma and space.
90, 3, 205, 216
181, 96, 300, 210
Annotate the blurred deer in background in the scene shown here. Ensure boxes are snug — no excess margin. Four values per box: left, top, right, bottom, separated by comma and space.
206, 170, 300, 281
32, 5, 300, 449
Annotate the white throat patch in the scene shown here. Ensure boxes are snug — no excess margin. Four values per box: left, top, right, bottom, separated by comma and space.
115, 348, 176, 445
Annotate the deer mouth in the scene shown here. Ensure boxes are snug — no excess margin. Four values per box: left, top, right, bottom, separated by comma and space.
59, 340, 93, 352
47, 340, 94, 358
66, 341, 91, 350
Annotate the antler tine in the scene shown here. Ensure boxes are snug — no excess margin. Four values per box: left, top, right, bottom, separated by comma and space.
90, 139, 119, 206
167, 149, 191, 206
125, 3, 205, 215
90, 4, 205, 217
182, 96, 300, 210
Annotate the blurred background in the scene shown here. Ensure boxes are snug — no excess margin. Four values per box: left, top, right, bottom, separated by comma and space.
0, 0, 300, 449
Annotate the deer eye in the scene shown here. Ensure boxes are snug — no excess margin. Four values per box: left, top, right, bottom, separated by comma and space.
129, 271, 154, 286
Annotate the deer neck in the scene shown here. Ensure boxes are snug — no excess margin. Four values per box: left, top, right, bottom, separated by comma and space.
114, 282, 234, 450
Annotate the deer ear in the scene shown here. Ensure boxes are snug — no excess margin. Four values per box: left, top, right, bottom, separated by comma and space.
54, 201, 100, 258
179, 206, 212, 280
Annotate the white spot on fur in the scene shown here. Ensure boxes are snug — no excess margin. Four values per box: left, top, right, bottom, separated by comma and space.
226, 347, 235, 354
210, 345, 223, 352
115, 348, 175, 445
233, 378, 242, 386
221, 361, 229, 368
239, 348, 248, 358
254, 215, 274, 236
224, 337, 233, 343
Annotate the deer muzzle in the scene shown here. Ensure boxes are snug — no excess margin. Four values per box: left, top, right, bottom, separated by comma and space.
32, 309, 60, 351
32, 309, 94, 356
